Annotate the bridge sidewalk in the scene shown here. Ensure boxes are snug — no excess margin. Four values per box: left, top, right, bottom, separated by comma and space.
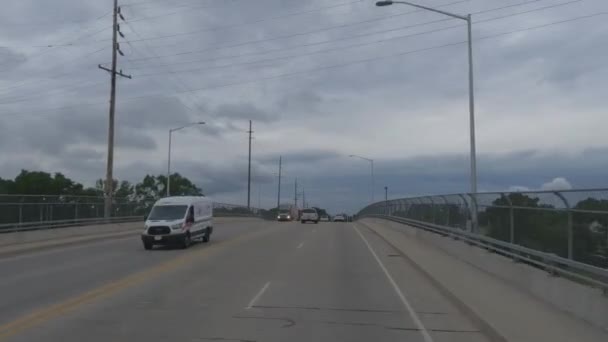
358, 219, 608, 342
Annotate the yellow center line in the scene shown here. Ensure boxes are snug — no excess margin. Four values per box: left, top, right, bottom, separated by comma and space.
0, 226, 275, 340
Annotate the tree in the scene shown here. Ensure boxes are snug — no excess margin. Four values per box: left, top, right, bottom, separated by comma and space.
95, 179, 134, 199
10, 170, 82, 195
133, 173, 202, 214
482, 193, 569, 257
167, 173, 203, 196
0, 178, 14, 194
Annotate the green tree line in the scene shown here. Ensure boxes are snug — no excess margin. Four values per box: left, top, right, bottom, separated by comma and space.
0, 170, 203, 216
479, 193, 608, 266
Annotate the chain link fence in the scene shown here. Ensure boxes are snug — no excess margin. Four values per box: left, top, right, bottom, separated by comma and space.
213, 202, 262, 217
0, 195, 138, 226
358, 189, 608, 268
0, 195, 265, 232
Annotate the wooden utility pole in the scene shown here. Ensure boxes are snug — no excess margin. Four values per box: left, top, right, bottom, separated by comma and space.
100, 0, 131, 218
247, 120, 253, 209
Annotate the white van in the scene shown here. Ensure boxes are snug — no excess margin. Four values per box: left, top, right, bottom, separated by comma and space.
141, 196, 213, 250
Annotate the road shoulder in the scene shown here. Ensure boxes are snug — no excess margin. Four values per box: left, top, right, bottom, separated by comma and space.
358, 219, 608, 342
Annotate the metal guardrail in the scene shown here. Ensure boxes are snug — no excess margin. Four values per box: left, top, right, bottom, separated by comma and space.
358, 188, 608, 268
0, 216, 143, 234
364, 214, 608, 292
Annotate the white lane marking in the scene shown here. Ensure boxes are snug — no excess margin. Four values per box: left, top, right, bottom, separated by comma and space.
247, 282, 270, 309
297, 242, 305, 249
353, 224, 434, 342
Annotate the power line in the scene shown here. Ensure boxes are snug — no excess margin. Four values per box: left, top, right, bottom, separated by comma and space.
129, 18, 456, 71
0, 0, 365, 49
0, 10, 112, 27
1, 12, 603, 115
121, 0, 240, 8
122, 0, 367, 42
0, 79, 106, 105
120, 0, 550, 64
122, 0, 458, 46
129, 0, 584, 77
8, 0, 460, 51
124, 0, 287, 23
0, 46, 106, 94
121, 19, 206, 114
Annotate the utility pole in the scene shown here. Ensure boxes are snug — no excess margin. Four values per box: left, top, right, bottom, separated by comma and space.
100, 0, 131, 218
247, 120, 253, 210
277, 156, 282, 209
302, 189, 306, 209
294, 178, 298, 208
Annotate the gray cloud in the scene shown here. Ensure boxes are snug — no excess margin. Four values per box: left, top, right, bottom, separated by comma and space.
0, 47, 27, 70
0, 0, 606, 213
213, 102, 278, 123
258, 149, 341, 164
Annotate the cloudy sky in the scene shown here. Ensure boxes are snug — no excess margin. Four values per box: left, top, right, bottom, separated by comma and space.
0, 0, 607, 213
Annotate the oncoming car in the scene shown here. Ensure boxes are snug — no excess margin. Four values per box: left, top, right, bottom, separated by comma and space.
141, 196, 213, 250
320, 215, 330, 222
277, 212, 292, 221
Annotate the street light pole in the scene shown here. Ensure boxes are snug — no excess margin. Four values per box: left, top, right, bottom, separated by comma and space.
371, 159, 375, 203
167, 122, 205, 197
349, 154, 375, 203
247, 120, 253, 210
375, 0, 477, 195
277, 156, 282, 209
466, 14, 477, 195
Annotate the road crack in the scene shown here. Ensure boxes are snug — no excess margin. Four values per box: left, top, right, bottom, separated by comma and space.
232, 315, 296, 328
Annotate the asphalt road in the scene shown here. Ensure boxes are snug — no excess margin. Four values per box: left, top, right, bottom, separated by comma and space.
0, 219, 491, 342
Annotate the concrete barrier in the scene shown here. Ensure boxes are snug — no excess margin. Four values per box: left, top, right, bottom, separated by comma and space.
362, 217, 608, 333
0, 217, 259, 249
0, 221, 144, 248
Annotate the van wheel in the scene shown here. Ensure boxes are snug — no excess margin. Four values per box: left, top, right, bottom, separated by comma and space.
143, 242, 153, 250
301, 220, 305, 224
181, 233, 191, 249
203, 231, 210, 243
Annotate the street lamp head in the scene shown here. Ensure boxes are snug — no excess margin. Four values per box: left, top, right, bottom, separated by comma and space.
376, 1, 394, 6
197, 121, 206, 125
348, 155, 355, 157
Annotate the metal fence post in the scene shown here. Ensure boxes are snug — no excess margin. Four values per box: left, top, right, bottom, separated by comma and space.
428, 196, 436, 224
503, 193, 515, 244
458, 194, 471, 231
467, 193, 479, 233
18, 198, 23, 225
440, 195, 450, 226
553, 191, 573, 260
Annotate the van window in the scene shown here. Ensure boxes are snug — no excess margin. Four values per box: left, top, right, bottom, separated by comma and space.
148, 205, 188, 220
